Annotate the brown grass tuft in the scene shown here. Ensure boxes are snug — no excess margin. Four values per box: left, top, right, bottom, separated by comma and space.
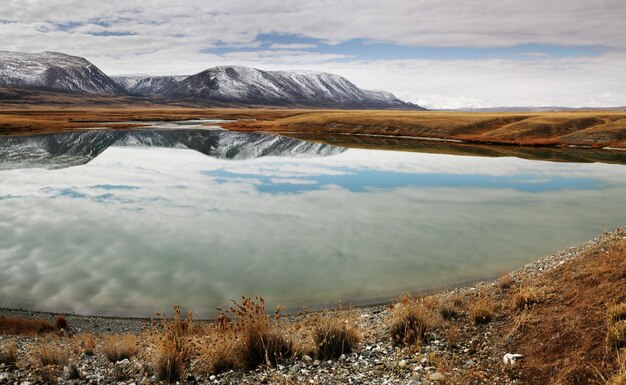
499, 274, 515, 290
608, 303, 626, 324
54, 316, 68, 331
607, 321, 626, 351
153, 305, 193, 383
511, 287, 540, 311
103, 335, 139, 363
0, 316, 55, 335
229, 297, 293, 370
33, 342, 68, 367
0, 341, 18, 366
469, 297, 494, 325
80, 333, 96, 356
389, 296, 435, 346
314, 316, 359, 360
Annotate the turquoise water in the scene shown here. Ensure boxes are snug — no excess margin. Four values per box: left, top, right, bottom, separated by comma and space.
1, 128, 625, 317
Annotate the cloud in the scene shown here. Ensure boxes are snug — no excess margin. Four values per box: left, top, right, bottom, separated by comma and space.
0, 1, 624, 107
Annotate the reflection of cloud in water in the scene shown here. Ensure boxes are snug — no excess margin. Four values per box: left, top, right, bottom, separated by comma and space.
0, 146, 625, 317
202, 168, 603, 194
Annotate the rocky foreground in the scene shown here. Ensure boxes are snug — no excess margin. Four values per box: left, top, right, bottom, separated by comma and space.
1, 228, 626, 385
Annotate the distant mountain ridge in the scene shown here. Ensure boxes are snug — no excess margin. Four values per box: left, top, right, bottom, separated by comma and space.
0, 51, 125, 94
0, 50, 423, 109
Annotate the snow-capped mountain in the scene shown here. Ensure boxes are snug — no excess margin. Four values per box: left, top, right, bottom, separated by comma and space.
112, 75, 187, 96
0, 51, 125, 94
160, 66, 422, 109
0, 50, 422, 109
0, 129, 345, 170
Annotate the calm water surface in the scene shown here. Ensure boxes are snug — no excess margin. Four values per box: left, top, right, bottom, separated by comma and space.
1, 124, 625, 316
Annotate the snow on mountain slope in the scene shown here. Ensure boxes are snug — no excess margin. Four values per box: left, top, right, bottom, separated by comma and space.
0, 50, 421, 109
164, 66, 422, 109
112, 75, 188, 96
0, 51, 125, 94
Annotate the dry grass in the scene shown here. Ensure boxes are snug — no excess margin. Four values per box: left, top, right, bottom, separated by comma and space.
439, 303, 461, 321
607, 322, 626, 351
153, 305, 194, 383
53, 316, 68, 331
228, 297, 293, 370
313, 314, 359, 360
0, 316, 56, 335
80, 333, 96, 356
469, 297, 494, 325
389, 295, 436, 346
224, 110, 626, 148
498, 274, 515, 290
103, 334, 139, 363
33, 342, 68, 367
511, 287, 541, 311
1, 107, 625, 148
0, 341, 18, 366
609, 303, 626, 324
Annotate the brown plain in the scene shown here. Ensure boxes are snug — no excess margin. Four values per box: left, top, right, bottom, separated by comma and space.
0, 106, 625, 149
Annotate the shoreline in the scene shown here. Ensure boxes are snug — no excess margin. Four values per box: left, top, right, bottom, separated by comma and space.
1, 107, 625, 149
1, 227, 625, 384
1, 228, 620, 332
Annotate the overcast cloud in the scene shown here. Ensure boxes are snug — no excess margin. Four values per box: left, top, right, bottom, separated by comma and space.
1, 0, 625, 108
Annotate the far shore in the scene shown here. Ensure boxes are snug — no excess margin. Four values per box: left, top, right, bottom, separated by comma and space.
1, 106, 625, 150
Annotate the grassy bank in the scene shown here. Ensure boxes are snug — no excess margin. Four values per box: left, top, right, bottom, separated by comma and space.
1, 107, 625, 150
1, 228, 625, 384
223, 110, 626, 149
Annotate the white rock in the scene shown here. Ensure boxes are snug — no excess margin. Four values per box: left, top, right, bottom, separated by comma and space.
503, 353, 524, 365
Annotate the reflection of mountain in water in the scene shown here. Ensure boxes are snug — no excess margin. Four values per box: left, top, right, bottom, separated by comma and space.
0, 130, 347, 170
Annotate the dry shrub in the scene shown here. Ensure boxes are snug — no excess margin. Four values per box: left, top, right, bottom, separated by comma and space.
511, 287, 540, 311
153, 305, 194, 383
607, 321, 626, 351
33, 342, 68, 367
389, 295, 435, 346
81, 334, 96, 356
440, 303, 460, 321
210, 347, 238, 374
469, 297, 494, 325
313, 312, 359, 360
444, 325, 460, 347
103, 335, 139, 362
53, 316, 68, 331
608, 303, 626, 323
0, 316, 55, 335
228, 296, 292, 370
0, 341, 18, 366
499, 274, 515, 290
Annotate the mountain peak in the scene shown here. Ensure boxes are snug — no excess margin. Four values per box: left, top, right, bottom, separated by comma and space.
0, 50, 423, 109
0, 50, 125, 94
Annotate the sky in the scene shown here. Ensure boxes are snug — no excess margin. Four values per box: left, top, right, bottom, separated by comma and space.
0, 0, 625, 108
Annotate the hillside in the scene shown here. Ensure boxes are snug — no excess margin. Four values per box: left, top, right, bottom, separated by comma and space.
0, 51, 125, 94
223, 110, 626, 149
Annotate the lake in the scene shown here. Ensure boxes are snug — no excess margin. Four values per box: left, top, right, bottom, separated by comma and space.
1, 123, 626, 317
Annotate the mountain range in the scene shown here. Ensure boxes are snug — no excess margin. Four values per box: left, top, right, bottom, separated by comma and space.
0, 50, 422, 109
